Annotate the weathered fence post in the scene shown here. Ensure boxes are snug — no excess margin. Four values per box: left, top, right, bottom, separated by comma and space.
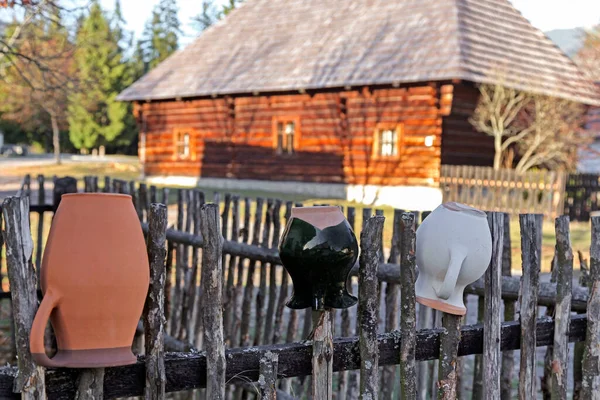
75, 369, 104, 400
200, 204, 226, 400
359, 215, 385, 400
437, 313, 461, 400
551, 216, 573, 400
519, 214, 543, 400
312, 311, 333, 400
583, 216, 600, 399
52, 177, 78, 212
2, 196, 46, 398
483, 212, 503, 399
574, 250, 589, 400
143, 204, 168, 400
400, 212, 416, 400
501, 213, 514, 400
259, 351, 279, 400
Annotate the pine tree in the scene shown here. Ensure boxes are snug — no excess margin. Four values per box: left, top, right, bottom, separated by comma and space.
140, 0, 181, 69
221, 0, 243, 17
192, 0, 217, 32
68, 1, 132, 152
112, 0, 130, 48
192, 0, 244, 33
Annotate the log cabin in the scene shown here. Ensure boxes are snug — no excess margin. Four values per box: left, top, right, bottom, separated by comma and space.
117, 0, 600, 210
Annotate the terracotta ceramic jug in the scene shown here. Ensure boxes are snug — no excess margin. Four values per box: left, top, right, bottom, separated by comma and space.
279, 206, 358, 311
415, 202, 492, 315
30, 193, 149, 368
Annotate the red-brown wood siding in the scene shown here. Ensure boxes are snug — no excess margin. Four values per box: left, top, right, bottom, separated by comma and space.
441, 83, 494, 166
137, 85, 454, 186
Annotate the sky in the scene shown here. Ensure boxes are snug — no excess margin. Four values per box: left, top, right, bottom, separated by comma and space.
98, 0, 600, 48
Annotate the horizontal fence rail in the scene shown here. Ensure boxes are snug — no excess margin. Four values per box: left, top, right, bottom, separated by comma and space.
0, 315, 587, 399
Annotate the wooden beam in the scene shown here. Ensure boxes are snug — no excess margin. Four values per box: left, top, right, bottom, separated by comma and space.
0, 315, 587, 399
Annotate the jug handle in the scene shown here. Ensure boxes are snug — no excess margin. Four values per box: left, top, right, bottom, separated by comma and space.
435, 246, 467, 301
30, 290, 62, 368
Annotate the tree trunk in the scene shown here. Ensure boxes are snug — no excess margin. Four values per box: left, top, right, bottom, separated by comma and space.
50, 112, 61, 165
494, 135, 502, 170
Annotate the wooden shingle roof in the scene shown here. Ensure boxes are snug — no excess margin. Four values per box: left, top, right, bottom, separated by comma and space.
117, 0, 600, 105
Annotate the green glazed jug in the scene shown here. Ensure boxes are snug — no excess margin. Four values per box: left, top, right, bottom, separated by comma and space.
279, 206, 358, 311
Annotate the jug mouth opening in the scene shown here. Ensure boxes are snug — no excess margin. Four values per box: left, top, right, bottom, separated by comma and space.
442, 202, 486, 217
62, 193, 132, 200
291, 206, 345, 230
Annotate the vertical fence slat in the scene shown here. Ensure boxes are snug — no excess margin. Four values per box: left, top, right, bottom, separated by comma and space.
542, 256, 559, 400
345, 206, 359, 400
150, 186, 157, 204
400, 212, 417, 400
501, 213, 514, 400
35, 175, 45, 276
103, 177, 111, 193
231, 198, 252, 347
178, 190, 195, 341
200, 204, 225, 400
240, 198, 264, 347
264, 200, 282, 346
169, 189, 185, 336
551, 216, 573, 400
359, 215, 384, 399
259, 351, 279, 400
483, 212, 503, 399
224, 196, 240, 346
519, 214, 543, 400
254, 199, 273, 346
472, 295, 484, 399
2, 196, 46, 397
273, 202, 293, 345
382, 210, 402, 400
186, 191, 203, 342
138, 183, 147, 222
143, 204, 168, 400
582, 217, 600, 398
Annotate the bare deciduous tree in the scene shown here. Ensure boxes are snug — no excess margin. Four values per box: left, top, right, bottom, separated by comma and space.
471, 81, 589, 173
0, 3, 75, 164
469, 82, 534, 170
576, 25, 600, 81
514, 95, 588, 173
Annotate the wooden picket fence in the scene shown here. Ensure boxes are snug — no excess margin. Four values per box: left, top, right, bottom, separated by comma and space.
0, 174, 599, 399
440, 165, 567, 218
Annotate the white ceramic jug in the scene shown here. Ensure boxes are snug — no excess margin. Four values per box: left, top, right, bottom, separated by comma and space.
415, 202, 492, 315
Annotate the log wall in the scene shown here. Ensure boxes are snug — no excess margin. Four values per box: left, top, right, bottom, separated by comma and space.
135, 84, 456, 187
441, 82, 494, 166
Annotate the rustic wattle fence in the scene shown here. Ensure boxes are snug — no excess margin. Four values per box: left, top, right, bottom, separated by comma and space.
0, 174, 598, 399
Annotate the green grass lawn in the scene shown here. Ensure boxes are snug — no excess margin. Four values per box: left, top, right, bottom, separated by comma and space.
0, 157, 141, 181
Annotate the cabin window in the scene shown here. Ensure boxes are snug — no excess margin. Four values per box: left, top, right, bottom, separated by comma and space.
175, 131, 190, 159
373, 124, 402, 158
273, 118, 299, 155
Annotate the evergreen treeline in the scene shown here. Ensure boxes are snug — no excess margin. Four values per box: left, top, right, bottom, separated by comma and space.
0, 0, 242, 156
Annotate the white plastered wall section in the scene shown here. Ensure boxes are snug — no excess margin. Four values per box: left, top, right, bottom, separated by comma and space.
145, 176, 442, 211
